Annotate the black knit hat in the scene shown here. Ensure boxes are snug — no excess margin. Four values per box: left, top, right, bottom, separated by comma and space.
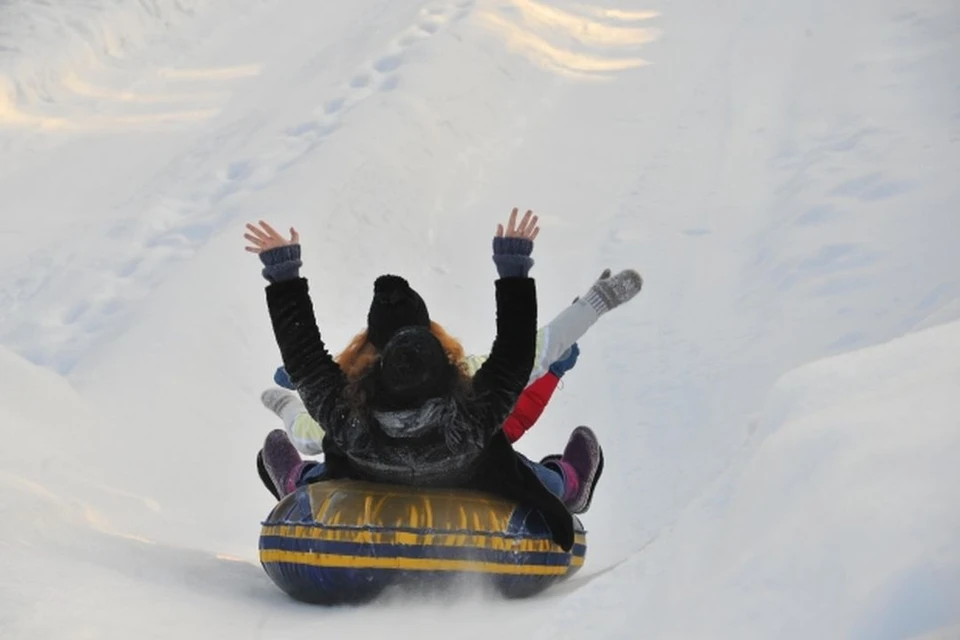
375, 326, 452, 409
367, 275, 430, 350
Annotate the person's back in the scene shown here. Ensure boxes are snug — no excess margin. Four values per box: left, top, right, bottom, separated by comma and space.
248, 209, 602, 551
256, 208, 539, 482
322, 327, 502, 487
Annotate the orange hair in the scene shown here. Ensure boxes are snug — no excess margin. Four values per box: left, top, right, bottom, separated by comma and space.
335, 321, 467, 381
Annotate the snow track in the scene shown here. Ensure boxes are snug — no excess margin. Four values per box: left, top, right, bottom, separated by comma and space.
0, 0, 478, 372
0, 0, 958, 637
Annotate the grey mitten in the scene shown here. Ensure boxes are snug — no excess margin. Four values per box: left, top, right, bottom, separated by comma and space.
580, 268, 643, 315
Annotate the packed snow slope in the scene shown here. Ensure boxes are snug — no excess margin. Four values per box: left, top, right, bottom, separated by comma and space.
1, 0, 958, 637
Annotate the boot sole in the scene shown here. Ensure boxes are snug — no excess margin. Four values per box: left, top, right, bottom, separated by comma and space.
257, 450, 282, 501
568, 426, 603, 514
580, 445, 603, 513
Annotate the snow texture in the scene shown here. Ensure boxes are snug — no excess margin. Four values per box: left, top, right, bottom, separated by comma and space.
1, 0, 958, 637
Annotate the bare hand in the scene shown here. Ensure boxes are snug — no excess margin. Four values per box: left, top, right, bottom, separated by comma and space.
244, 220, 299, 254
496, 208, 540, 241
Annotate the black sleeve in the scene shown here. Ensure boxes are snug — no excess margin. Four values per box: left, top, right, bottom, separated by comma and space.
265, 277, 351, 440
470, 277, 537, 442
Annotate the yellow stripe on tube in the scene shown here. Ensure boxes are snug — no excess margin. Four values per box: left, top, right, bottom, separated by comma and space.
260, 549, 569, 575
260, 526, 576, 553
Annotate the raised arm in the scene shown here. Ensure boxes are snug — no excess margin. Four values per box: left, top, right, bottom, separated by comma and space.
471, 209, 540, 440
245, 221, 350, 440
501, 342, 579, 442
502, 372, 559, 443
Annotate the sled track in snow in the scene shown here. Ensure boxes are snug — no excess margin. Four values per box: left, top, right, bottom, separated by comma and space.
0, 0, 474, 373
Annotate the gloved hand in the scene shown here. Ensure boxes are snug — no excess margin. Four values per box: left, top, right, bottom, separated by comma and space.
274, 366, 295, 390
548, 343, 580, 378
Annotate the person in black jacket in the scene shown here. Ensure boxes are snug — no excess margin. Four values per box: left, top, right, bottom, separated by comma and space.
243, 210, 603, 551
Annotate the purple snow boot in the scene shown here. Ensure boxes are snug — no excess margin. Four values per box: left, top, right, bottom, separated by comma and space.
543, 426, 604, 514
261, 429, 307, 498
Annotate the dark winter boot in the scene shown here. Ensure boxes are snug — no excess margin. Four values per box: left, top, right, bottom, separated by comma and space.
257, 450, 282, 501
543, 426, 604, 514
261, 429, 307, 498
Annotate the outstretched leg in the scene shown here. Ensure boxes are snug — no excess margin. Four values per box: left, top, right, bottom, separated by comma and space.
261, 388, 326, 455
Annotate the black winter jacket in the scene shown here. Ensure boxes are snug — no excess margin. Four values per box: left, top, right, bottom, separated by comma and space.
265, 276, 576, 550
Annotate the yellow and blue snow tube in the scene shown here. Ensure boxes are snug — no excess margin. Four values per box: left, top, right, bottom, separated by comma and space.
259, 479, 586, 603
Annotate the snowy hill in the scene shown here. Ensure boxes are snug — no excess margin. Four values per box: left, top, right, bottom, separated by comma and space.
1, 0, 958, 637
561, 319, 960, 639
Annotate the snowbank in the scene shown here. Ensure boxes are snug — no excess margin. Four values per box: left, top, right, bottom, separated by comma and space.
0, 344, 100, 468
551, 320, 960, 638
0, 344, 290, 639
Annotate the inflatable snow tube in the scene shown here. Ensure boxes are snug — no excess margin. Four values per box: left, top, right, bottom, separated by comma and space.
259, 479, 586, 604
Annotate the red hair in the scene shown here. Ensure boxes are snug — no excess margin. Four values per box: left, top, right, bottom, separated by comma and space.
335, 321, 467, 380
